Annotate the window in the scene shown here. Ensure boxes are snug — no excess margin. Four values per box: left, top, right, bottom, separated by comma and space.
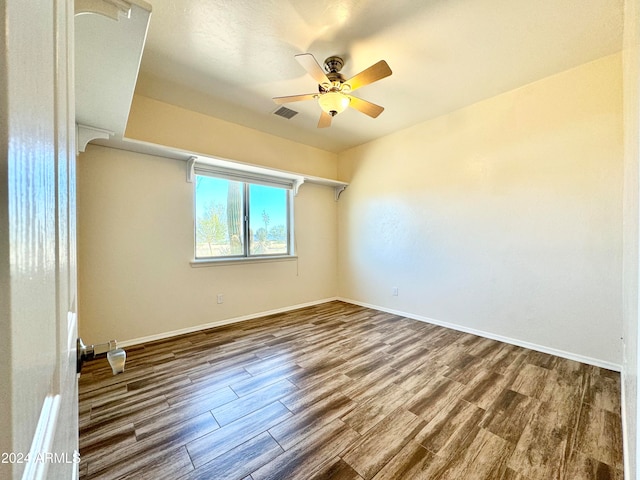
194, 174, 293, 260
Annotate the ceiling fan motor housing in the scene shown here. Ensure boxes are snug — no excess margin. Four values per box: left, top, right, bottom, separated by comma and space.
318, 56, 347, 93
324, 56, 344, 73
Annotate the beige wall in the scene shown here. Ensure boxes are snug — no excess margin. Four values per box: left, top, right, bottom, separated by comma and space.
337, 54, 624, 366
126, 95, 338, 179
79, 54, 624, 368
77, 145, 339, 344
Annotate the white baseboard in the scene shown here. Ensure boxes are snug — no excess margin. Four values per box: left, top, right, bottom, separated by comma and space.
118, 297, 339, 348
118, 295, 622, 372
338, 297, 622, 372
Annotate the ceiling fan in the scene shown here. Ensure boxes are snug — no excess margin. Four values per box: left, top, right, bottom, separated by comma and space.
273, 53, 392, 128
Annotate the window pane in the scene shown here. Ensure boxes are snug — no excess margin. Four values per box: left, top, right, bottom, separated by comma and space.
195, 176, 245, 258
249, 184, 289, 256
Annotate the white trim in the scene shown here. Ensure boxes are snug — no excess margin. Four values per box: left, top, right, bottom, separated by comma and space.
21, 395, 61, 480
186, 154, 305, 194
299, 174, 348, 201
117, 297, 339, 347
74, 0, 151, 19
76, 124, 112, 153
190, 255, 298, 267
117, 296, 622, 371
67, 310, 78, 355
186, 156, 197, 183
338, 297, 622, 372
75, 0, 131, 19
90, 137, 348, 198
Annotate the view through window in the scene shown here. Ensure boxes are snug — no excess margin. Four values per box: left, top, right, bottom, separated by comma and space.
195, 175, 291, 259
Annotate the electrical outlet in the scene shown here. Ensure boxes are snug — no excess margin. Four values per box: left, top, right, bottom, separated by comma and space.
217, 294, 224, 304
392, 287, 398, 296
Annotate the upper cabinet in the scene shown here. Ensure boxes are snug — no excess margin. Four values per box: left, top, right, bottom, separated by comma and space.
75, 0, 152, 152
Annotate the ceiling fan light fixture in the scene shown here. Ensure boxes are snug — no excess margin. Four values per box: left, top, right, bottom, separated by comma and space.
273, 53, 392, 128
318, 91, 350, 116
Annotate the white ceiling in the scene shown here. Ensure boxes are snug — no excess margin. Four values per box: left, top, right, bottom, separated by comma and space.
134, 0, 623, 153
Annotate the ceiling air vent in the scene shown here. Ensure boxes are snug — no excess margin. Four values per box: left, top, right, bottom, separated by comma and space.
273, 106, 298, 119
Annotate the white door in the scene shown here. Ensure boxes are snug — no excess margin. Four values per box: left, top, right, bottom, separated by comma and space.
0, 1, 78, 479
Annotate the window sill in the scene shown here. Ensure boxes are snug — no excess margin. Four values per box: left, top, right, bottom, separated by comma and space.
190, 255, 298, 267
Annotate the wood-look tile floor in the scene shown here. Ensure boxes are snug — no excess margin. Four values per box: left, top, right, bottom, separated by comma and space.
78, 301, 623, 480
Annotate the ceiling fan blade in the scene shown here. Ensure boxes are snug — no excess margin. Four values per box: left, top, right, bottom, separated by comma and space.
272, 93, 317, 104
295, 53, 330, 86
344, 60, 392, 92
348, 96, 385, 118
317, 110, 332, 128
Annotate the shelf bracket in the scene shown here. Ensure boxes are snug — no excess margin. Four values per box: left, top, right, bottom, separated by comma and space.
186, 156, 197, 183
335, 184, 347, 201
75, 0, 133, 20
293, 178, 305, 197
76, 124, 113, 153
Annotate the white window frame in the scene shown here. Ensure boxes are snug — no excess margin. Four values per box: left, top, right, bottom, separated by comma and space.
188, 156, 303, 265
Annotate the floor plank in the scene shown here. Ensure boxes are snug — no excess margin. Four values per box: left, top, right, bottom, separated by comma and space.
180, 432, 283, 480
341, 407, 425, 479
186, 401, 292, 469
